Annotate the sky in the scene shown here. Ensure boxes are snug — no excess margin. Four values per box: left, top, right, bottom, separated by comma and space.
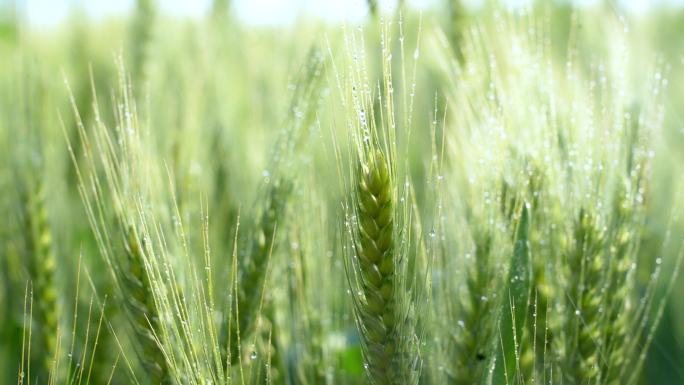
15, 0, 684, 28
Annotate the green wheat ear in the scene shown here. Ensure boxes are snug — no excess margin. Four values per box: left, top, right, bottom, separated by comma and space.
121, 227, 171, 385
602, 188, 636, 383
223, 177, 291, 366
130, 0, 155, 84
25, 181, 59, 381
451, 229, 498, 384
347, 149, 418, 385
366, 0, 378, 17
558, 208, 605, 383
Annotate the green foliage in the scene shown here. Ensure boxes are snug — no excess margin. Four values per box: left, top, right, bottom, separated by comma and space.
0, 3, 683, 385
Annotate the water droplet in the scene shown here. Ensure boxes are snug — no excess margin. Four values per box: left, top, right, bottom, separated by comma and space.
250, 351, 258, 360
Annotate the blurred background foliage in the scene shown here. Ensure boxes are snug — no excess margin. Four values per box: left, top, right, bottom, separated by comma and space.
0, 0, 682, 384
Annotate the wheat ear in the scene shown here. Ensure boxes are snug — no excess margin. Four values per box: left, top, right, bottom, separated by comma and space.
561, 209, 605, 383
222, 178, 290, 366
121, 228, 171, 385
450, 229, 497, 384
24, 182, 59, 381
348, 149, 418, 385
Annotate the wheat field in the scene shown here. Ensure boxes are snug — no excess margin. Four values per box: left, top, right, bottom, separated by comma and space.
1, 1, 684, 384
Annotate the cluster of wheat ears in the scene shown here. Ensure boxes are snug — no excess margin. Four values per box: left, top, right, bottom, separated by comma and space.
0, 3, 683, 385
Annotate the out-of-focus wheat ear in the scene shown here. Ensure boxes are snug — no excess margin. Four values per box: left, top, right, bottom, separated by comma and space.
130, 0, 155, 85
450, 229, 498, 384
222, 178, 291, 367
23, 181, 59, 382
219, 45, 323, 369
121, 227, 171, 385
211, 0, 230, 19
447, 0, 466, 61
564, 209, 606, 383
366, 0, 378, 17
602, 187, 638, 383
